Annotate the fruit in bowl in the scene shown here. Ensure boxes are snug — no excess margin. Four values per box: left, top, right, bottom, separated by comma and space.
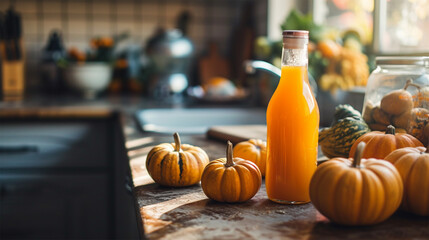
203, 77, 237, 97
187, 77, 248, 102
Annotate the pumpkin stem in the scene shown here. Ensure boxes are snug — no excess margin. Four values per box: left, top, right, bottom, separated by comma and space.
403, 79, 421, 91
385, 125, 395, 135
225, 141, 235, 167
173, 132, 181, 152
352, 142, 366, 168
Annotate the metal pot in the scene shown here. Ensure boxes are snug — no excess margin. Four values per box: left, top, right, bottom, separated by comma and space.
144, 11, 194, 100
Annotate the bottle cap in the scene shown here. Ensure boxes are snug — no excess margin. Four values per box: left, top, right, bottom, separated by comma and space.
283, 30, 308, 49
282, 30, 309, 39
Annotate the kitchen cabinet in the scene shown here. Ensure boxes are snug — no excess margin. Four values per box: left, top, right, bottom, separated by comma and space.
0, 112, 141, 239
0, 173, 109, 239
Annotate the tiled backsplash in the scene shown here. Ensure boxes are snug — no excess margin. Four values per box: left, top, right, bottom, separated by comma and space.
0, 0, 267, 89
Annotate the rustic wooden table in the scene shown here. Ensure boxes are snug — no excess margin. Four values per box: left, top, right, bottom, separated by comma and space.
128, 134, 429, 240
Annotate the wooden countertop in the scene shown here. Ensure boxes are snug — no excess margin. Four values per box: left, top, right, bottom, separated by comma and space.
2, 95, 428, 239
128, 134, 429, 240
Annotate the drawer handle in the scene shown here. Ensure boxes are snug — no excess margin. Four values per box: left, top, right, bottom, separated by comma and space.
0, 145, 38, 153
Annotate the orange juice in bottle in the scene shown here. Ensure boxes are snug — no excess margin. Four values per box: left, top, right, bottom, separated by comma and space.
266, 30, 319, 204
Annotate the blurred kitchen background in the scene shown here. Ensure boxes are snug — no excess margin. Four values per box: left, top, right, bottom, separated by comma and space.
1, 0, 429, 118
0, 0, 268, 96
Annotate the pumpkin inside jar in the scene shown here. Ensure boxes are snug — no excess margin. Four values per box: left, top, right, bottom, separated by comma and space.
380, 79, 417, 116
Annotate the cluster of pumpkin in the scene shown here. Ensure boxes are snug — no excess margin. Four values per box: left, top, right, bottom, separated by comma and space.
363, 79, 429, 145
318, 104, 429, 225
145, 133, 266, 202
146, 122, 429, 227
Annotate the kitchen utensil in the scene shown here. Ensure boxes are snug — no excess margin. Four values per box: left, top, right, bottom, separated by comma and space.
1, 7, 24, 101
145, 11, 193, 99
41, 30, 66, 94
4, 7, 22, 60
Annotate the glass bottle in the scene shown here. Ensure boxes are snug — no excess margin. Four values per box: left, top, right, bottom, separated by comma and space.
266, 30, 319, 204
362, 56, 429, 145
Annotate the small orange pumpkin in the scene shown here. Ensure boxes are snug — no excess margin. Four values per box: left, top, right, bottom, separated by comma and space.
146, 133, 209, 187
310, 142, 403, 226
349, 125, 423, 159
233, 139, 267, 176
201, 141, 262, 202
385, 146, 429, 216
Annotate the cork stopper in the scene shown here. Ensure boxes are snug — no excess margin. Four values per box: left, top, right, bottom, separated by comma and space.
283, 30, 309, 38
283, 30, 308, 49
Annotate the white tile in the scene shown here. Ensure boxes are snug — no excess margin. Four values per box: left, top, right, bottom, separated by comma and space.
22, 14, 40, 36
23, 41, 41, 60
212, 5, 232, 20
211, 24, 231, 43
165, 2, 185, 19
92, 19, 112, 37
66, 0, 87, 14
116, 1, 134, 16
141, 2, 158, 19
139, 21, 157, 40
92, 0, 111, 15
188, 22, 206, 40
187, 4, 206, 22
116, 20, 135, 35
42, 0, 62, 14
65, 38, 88, 52
14, 0, 38, 14
43, 18, 64, 37
23, 34, 39, 42
67, 18, 88, 35
0, 0, 11, 11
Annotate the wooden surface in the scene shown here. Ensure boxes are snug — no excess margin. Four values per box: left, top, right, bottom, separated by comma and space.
128, 134, 429, 240
3, 96, 429, 239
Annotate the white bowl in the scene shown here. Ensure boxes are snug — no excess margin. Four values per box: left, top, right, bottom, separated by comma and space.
65, 63, 112, 99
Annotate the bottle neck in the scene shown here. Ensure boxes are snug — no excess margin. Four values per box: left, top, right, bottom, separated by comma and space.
281, 37, 308, 67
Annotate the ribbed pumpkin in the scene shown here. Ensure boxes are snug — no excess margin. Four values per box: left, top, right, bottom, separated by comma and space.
349, 125, 423, 159
146, 132, 209, 187
385, 146, 429, 216
310, 142, 403, 226
201, 141, 262, 202
233, 139, 267, 176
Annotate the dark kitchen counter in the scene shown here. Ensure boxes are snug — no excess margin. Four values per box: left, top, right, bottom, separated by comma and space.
2, 95, 429, 240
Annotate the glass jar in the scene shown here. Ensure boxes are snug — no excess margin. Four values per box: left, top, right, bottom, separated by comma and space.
362, 56, 429, 145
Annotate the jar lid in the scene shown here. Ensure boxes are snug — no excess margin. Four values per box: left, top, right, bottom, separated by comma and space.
376, 56, 429, 66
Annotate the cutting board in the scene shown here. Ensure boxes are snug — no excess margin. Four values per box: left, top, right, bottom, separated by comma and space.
206, 124, 266, 144
207, 124, 328, 163
198, 42, 230, 85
